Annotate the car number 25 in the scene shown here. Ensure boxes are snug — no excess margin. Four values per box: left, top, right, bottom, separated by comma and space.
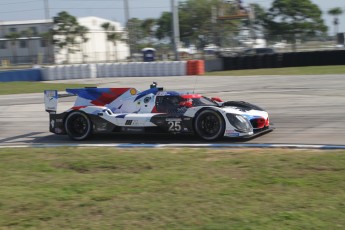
168, 121, 182, 132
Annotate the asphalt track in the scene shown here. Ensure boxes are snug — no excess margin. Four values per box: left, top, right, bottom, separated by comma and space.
1, 74, 345, 147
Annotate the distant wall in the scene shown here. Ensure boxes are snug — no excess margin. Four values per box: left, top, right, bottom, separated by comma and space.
222, 50, 345, 70
0, 69, 42, 82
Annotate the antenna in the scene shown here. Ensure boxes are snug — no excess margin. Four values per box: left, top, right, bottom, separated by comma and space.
192, 74, 199, 94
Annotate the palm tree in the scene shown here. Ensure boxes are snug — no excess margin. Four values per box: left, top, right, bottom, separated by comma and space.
141, 18, 156, 45
328, 7, 343, 36
41, 30, 53, 63
101, 22, 123, 62
53, 11, 89, 63
76, 25, 89, 63
5, 32, 20, 64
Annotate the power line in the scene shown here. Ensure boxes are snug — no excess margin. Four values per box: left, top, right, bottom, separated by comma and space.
0, 0, 40, 6
0, 9, 42, 14
51, 7, 169, 10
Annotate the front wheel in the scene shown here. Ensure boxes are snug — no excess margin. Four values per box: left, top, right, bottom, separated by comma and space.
194, 109, 225, 141
65, 111, 92, 141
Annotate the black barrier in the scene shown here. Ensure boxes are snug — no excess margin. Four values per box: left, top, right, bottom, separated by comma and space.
223, 50, 345, 71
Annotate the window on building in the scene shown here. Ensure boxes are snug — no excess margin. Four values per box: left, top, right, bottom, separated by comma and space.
9, 28, 17, 33
41, 39, 47, 47
30, 27, 38, 36
0, 41, 6, 49
19, 40, 27, 48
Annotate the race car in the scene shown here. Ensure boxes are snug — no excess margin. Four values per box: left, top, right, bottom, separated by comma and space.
44, 82, 273, 141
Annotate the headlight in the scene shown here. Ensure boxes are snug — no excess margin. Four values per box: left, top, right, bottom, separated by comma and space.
226, 113, 252, 133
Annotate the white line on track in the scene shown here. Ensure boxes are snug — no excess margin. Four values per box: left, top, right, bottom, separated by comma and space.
1, 143, 345, 150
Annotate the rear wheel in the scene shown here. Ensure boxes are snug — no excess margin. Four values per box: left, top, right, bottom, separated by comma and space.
194, 109, 225, 141
65, 111, 92, 141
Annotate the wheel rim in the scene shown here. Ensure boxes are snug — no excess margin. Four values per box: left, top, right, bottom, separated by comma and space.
67, 114, 89, 138
196, 111, 223, 139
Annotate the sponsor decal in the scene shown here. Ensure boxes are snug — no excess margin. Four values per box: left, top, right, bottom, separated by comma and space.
228, 133, 240, 137
130, 88, 137, 95
144, 97, 151, 104
225, 130, 240, 137
125, 120, 133, 126
166, 118, 182, 122
45, 90, 57, 99
96, 123, 108, 131
156, 91, 169, 96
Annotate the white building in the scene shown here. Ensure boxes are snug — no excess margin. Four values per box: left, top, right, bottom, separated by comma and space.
0, 17, 129, 65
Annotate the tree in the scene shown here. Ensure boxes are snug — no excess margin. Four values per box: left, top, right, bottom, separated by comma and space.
328, 7, 343, 36
141, 18, 157, 45
52, 11, 89, 63
126, 18, 145, 53
41, 30, 54, 63
5, 32, 20, 64
101, 22, 123, 61
248, 3, 268, 37
155, 0, 238, 49
155, 12, 172, 41
76, 25, 89, 63
265, 0, 327, 49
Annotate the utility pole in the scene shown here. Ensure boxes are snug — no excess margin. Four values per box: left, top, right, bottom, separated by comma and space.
43, 0, 52, 63
124, 0, 132, 59
44, 0, 50, 20
171, 0, 180, 61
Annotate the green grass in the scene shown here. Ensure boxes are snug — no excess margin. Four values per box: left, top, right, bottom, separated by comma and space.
206, 65, 345, 76
0, 82, 95, 95
1, 148, 345, 229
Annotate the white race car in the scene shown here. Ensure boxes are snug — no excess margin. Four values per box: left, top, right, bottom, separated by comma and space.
44, 83, 273, 141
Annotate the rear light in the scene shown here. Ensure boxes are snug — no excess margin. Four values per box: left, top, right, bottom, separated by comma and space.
265, 118, 269, 127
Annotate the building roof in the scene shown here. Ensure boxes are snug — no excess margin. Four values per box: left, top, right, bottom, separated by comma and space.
0, 19, 53, 26
0, 17, 122, 28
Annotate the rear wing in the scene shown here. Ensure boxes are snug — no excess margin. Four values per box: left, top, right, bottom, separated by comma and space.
44, 90, 76, 113
44, 90, 58, 113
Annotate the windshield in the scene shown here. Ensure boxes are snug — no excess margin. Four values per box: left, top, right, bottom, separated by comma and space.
191, 96, 218, 106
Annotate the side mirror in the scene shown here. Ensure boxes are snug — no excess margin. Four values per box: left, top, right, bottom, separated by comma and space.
211, 97, 223, 102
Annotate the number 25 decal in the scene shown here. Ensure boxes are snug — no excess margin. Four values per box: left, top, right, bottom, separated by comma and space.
168, 121, 182, 132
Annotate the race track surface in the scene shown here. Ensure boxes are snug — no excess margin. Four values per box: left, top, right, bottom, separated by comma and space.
1, 74, 345, 146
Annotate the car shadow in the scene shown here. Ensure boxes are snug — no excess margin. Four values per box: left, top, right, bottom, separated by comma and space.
28, 133, 255, 145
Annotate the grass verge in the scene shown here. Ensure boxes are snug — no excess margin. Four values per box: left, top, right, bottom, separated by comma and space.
206, 65, 345, 76
0, 82, 95, 95
0, 148, 345, 229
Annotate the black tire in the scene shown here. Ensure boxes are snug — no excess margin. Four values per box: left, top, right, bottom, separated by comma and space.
65, 111, 92, 141
223, 101, 264, 111
194, 109, 225, 141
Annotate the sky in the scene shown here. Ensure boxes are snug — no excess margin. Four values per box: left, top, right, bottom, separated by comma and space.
0, 0, 344, 34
